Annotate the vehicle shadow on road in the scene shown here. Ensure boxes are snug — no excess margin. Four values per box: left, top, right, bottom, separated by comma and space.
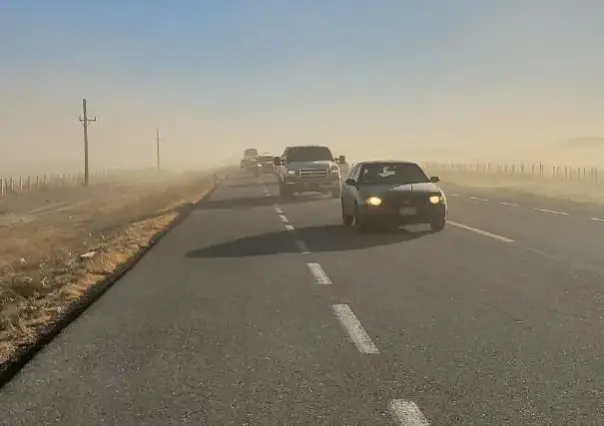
222, 182, 264, 188
195, 194, 331, 210
185, 225, 430, 258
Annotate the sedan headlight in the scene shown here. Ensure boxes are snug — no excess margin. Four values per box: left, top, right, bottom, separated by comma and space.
429, 195, 444, 204
366, 196, 382, 206
286, 169, 297, 176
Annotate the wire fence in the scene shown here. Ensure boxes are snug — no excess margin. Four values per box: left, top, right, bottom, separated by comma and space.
0, 170, 157, 198
422, 162, 602, 186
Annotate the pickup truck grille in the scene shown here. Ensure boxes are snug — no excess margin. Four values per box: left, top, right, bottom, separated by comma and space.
299, 168, 329, 179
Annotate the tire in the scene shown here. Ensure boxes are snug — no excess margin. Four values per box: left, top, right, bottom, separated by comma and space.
279, 183, 293, 198
353, 204, 369, 233
341, 200, 353, 226
430, 217, 446, 232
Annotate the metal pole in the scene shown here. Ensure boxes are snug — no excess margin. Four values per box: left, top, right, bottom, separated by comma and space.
156, 128, 161, 174
83, 99, 89, 185
79, 98, 97, 186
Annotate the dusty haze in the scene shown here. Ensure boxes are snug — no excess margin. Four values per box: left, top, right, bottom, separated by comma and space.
1, 1, 603, 176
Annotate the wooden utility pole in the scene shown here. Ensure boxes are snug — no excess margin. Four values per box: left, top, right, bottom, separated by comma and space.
79, 98, 97, 186
156, 128, 161, 174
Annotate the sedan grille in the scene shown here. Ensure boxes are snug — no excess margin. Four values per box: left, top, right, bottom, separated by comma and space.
384, 192, 431, 207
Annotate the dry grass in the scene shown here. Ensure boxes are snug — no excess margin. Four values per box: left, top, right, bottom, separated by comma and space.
439, 172, 604, 205
0, 170, 225, 364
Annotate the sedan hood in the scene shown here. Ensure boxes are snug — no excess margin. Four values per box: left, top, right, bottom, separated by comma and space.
360, 182, 441, 197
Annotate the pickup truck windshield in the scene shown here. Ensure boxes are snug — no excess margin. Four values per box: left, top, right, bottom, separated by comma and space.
244, 149, 258, 159
286, 147, 333, 162
360, 163, 429, 185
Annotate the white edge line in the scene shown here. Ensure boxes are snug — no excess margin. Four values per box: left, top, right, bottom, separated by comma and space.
534, 208, 569, 216
284, 224, 294, 231
448, 221, 515, 243
307, 262, 332, 284
278, 214, 289, 223
591, 217, 604, 222
389, 400, 430, 426
332, 304, 379, 354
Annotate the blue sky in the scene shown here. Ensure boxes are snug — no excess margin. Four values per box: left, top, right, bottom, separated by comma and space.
1, 1, 603, 172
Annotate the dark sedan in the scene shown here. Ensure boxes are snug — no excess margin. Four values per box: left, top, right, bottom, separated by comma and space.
340, 161, 447, 233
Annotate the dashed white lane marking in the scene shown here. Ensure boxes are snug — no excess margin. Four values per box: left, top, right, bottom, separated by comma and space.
534, 208, 569, 216
450, 193, 459, 197
307, 263, 332, 284
274, 206, 284, 214
469, 196, 489, 202
295, 240, 311, 255
284, 224, 294, 231
278, 214, 289, 223
591, 217, 604, 222
389, 400, 430, 426
265, 192, 271, 197
332, 304, 379, 354
500, 201, 520, 207
448, 221, 515, 243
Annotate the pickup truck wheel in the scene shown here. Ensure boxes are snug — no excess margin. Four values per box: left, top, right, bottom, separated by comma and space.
341, 201, 353, 226
279, 183, 293, 198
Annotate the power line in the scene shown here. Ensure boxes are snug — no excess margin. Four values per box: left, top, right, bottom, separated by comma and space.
78, 98, 97, 186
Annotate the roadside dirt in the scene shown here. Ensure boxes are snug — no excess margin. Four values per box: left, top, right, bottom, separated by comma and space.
436, 172, 604, 205
0, 170, 226, 365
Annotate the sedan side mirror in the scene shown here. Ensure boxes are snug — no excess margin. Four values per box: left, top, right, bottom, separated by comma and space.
273, 157, 281, 166
429, 176, 440, 183
344, 178, 357, 186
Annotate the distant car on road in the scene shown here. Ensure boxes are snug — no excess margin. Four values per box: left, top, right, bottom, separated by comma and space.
340, 161, 447, 233
256, 155, 275, 174
241, 148, 259, 173
273, 145, 343, 198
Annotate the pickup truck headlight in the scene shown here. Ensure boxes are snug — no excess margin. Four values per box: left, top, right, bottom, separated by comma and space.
286, 169, 296, 176
330, 166, 340, 174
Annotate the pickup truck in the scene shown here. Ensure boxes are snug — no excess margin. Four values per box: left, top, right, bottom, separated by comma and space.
273, 145, 346, 198
241, 148, 259, 173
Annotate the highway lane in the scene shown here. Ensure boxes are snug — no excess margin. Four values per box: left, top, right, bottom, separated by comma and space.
3, 171, 604, 424
0, 172, 401, 425
267, 176, 604, 424
441, 188, 604, 274
439, 181, 604, 220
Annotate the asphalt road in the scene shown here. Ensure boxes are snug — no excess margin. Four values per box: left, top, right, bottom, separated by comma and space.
2, 171, 604, 425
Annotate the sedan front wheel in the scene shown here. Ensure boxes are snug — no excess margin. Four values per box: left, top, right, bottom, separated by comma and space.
341, 201, 353, 226
430, 217, 446, 232
354, 204, 369, 233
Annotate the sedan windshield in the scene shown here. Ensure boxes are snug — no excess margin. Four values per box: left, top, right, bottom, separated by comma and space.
359, 163, 429, 185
